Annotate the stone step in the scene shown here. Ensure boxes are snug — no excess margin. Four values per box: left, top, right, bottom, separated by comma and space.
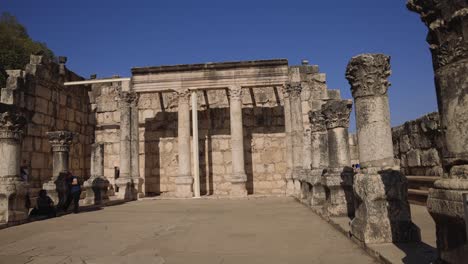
408, 188, 429, 206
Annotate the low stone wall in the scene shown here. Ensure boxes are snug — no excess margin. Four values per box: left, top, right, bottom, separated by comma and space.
0, 56, 94, 196
392, 112, 443, 176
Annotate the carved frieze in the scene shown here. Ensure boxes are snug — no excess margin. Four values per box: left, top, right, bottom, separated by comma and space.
321, 100, 353, 129
346, 54, 391, 99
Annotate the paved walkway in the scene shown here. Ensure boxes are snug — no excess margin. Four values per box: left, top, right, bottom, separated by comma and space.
0, 197, 376, 264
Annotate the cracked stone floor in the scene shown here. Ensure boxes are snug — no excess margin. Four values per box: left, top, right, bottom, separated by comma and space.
0, 197, 377, 264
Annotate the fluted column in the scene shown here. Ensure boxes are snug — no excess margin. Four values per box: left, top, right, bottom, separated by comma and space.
0, 106, 28, 223
288, 83, 304, 196
321, 100, 354, 216
42, 130, 74, 207
175, 89, 193, 198
116, 91, 138, 200
282, 86, 295, 195
408, 1, 468, 261
229, 86, 248, 197
308, 110, 328, 206
347, 54, 418, 244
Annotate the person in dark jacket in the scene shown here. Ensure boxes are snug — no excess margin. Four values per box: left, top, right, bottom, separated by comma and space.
29, 189, 56, 218
62, 172, 81, 213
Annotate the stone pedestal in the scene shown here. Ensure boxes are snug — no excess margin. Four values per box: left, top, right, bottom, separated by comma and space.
282, 85, 295, 195
308, 110, 329, 206
408, 1, 468, 261
84, 143, 109, 205
42, 131, 74, 208
116, 92, 139, 201
175, 89, 193, 198
229, 86, 248, 197
347, 53, 419, 243
321, 100, 354, 217
0, 107, 28, 223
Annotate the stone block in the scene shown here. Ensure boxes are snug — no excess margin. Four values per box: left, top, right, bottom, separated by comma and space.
399, 135, 411, 153
407, 149, 421, 167
35, 97, 49, 114
35, 85, 51, 100
31, 152, 45, 169
420, 149, 440, 167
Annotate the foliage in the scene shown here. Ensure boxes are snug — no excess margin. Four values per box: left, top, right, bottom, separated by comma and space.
0, 12, 54, 87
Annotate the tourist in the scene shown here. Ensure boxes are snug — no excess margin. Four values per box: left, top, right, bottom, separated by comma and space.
29, 189, 56, 218
62, 171, 82, 214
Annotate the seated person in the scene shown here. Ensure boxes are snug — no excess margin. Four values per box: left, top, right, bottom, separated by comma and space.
29, 190, 56, 218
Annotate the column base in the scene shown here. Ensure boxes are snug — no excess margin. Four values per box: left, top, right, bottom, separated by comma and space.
175, 175, 193, 198
286, 179, 295, 196
427, 175, 468, 264
83, 176, 110, 205
299, 181, 312, 206
115, 178, 138, 201
310, 169, 326, 206
351, 169, 420, 244
0, 178, 29, 223
229, 173, 248, 197
42, 173, 69, 209
322, 168, 354, 217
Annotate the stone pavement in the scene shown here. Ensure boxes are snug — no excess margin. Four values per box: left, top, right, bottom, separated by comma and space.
0, 197, 377, 264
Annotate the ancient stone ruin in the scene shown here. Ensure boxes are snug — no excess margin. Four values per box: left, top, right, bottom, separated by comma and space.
0, 1, 466, 263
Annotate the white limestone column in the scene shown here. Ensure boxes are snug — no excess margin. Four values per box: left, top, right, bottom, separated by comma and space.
282, 85, 295, 195
175, 89, 193, 198
229, 85, 248, 197
0, 107, 28, 223
308, 110, 328, 206
42, 130, 74, 207
130, 94, 143, 197
347, 53, 418, 243
116, 91, 138, 200
84, 143, 109, 205
321, 99, 354, 217
287, 83, 303, 196
191, 90, 201, 198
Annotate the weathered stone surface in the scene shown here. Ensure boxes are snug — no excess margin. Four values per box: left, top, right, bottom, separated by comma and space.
0, 105, 28, 223
84, 143, 109, 205
408, 1, 468, 262
351, 170, 420, 243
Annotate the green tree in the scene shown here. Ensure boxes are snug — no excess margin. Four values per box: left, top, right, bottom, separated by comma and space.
0, 12, 54, 87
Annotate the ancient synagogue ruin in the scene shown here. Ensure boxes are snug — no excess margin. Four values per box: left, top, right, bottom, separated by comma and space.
0, 0, 467, 263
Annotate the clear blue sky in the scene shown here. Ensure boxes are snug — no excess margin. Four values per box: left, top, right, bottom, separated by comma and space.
2, 0, 437, 130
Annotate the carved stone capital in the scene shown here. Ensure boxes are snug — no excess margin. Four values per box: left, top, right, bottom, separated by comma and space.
285, 83, 302, 98
0, 106, 26, 141
346, 54, 391, 99
407, 1, 468, 69
321, 100, 353, 129
229, 86, 243, 100
308, 110, 327, 132
118, 91, 138, 108
47, 131, 74, 152
175, 89, 191, 105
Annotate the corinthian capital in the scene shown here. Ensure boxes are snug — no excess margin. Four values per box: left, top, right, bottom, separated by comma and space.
285, 82, 302, 98
118, 91, 138, 108
0, 105, 27, 140
407, 0, 468, 69
175, 89, 191, 104
308, 110, 327, 132
47, 131, 74, 151
321, 99, 353, 129
229, 86, 243, 100
346, 54, 391, 99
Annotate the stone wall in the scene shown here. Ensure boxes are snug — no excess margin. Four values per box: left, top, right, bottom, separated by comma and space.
392, 112, 443, 176
0, 55, 94, 195
93, 85, 288, 196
